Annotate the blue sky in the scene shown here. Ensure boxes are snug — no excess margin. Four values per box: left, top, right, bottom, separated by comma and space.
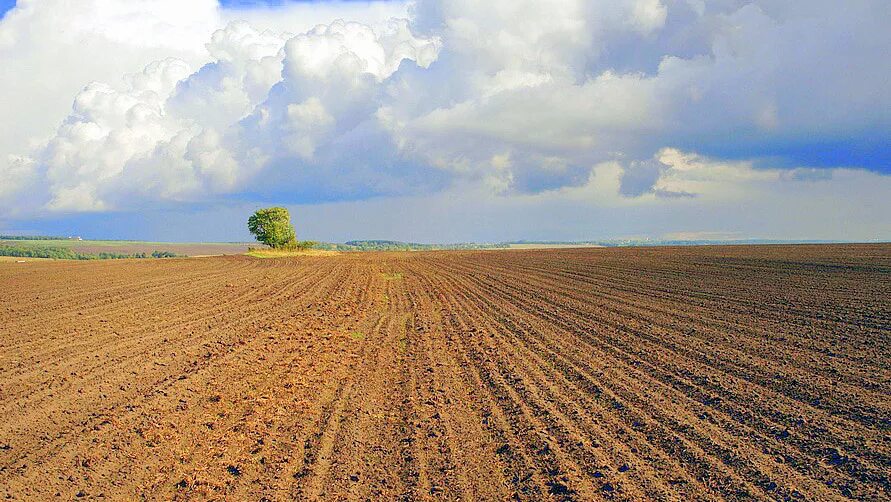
220, 0, 291, 6
0, 0, 367, 17
0, 0, 14, 18
1, 0, 265, 12
0, 0, 889, 242
219, 0, 323, 7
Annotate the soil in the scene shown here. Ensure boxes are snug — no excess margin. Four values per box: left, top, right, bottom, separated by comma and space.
0, 244, 888, 500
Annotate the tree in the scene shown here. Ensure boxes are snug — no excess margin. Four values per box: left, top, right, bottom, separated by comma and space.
247, 207, 296, 249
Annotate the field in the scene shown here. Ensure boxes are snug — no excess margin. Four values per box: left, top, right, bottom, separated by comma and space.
0, 239, 251, 257
0, 245, 889, 500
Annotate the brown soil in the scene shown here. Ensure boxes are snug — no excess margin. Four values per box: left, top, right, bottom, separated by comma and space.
0, 244, 888, 500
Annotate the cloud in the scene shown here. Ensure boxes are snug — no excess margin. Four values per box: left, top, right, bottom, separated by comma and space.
387, 0, 890, 194
0, 0, 414, 215
18, 151, 888, 244
0, 0, 888, 243
9, 13, 440, 212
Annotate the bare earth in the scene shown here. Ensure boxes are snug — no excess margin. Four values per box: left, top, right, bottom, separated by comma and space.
0, 245, 889, 500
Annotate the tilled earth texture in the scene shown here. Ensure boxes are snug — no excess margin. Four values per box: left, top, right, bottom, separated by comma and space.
1, 245, 889, 501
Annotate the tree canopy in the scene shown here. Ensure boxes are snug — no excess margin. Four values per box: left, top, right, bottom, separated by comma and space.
247, 207, 296, 249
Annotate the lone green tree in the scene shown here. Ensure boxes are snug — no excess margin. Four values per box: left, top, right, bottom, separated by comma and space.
248, 207, 296, 249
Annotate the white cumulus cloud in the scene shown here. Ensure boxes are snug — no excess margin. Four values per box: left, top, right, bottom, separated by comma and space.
0, 0, 888, 245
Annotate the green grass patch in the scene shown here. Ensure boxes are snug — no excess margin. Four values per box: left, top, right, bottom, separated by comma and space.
349, 332, 366, 341
381, 272, 403, 280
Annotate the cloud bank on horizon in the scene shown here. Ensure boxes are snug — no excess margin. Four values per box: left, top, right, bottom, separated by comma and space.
0, 0, 889, 241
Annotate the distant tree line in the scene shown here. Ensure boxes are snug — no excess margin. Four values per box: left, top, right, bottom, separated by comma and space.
312, 240, 503, 252
0, 235, 70, 240
0, 244, 180, 260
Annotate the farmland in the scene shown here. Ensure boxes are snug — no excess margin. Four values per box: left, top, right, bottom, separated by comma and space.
0, 245, 889, 500
0, 239, 251, 258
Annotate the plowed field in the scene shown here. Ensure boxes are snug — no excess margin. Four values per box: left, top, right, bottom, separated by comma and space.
1, 245, 889, 500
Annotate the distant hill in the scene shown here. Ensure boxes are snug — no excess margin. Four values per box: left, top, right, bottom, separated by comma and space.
0, 235, 72, 240
321, 238, 851, 251
324, 240, 502, 251
1, 235, 870, 258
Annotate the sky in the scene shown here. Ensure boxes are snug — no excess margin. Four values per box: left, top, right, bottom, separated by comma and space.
0, 0, 889, 243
